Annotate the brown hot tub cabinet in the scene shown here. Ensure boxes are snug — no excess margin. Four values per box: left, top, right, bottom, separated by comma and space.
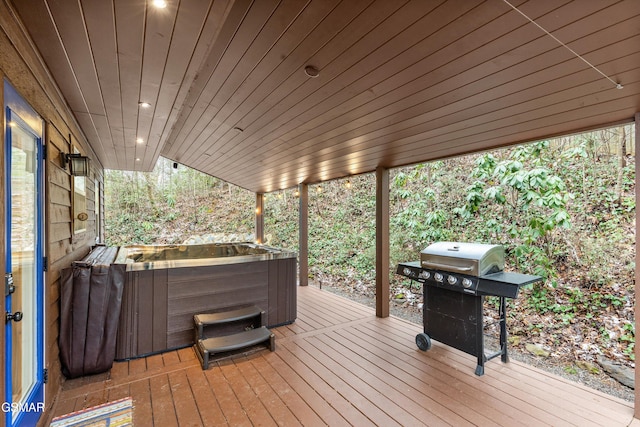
114, 243, 296, 360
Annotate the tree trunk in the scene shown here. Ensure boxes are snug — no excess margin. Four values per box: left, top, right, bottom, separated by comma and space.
425, 164, 432, 211
615, 126, 627, 203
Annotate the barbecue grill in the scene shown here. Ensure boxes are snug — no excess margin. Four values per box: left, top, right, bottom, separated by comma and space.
396, 241, 541, 375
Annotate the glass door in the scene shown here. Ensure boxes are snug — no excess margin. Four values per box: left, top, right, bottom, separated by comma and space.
4, 85, 45, 427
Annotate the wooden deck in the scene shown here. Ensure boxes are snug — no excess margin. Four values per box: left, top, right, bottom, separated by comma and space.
48, 285, 635, 426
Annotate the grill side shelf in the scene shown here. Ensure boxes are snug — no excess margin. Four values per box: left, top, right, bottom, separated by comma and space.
477, 272, 542, 298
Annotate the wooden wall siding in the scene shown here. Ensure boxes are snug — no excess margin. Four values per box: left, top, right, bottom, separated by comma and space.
0, 1, 105, 420
45, 125, 72, 409
47, 127, 72, 262
10, 1, 640, 194
45, 123, 101, 402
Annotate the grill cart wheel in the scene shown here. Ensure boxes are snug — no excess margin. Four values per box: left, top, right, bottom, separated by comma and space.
416, 333, 431, 351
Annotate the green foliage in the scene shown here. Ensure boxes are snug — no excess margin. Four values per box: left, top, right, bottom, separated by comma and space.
621, 323, 635, 361
391, 163, 455, 251
455, 141, 573, 281
104, 157, 253, 245
564, 365, 578, 375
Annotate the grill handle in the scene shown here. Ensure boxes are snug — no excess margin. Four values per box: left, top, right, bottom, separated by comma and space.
421, 261, 473, 273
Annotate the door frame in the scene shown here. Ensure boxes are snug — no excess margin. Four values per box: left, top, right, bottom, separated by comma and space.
3, 80, 45, 427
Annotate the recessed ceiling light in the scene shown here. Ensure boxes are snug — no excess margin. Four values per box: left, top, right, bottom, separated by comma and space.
136, 138, 144, 144
304, 65, 319, 78
139, 102, 151, 108
136, 158, 141, 162
152, 0, 167, 8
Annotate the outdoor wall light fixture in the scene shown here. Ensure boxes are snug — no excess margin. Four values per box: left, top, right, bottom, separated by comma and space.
61, 153, 90, 176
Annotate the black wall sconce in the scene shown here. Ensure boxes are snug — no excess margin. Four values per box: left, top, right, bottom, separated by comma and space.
61, 153, 90, 176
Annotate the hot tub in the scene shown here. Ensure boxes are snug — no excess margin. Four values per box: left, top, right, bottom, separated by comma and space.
113, 242, 297, 359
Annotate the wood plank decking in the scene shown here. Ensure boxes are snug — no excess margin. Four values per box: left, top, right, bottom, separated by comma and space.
47, 285, 635, 426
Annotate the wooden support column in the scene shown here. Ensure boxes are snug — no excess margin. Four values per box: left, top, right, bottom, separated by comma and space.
634, 113, 640, 419
376, 167, 390, 318
255, 192, 264, 244
298, 184, 309, 286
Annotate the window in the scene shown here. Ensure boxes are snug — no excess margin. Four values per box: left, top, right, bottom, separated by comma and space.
72, 148, 87, 234
95, 179, 101, 242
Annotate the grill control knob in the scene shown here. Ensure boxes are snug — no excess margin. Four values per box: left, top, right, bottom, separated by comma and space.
403, 267, 413, 277
434, 273, 443, 282
418, 271, 430, 279
462, 278, 473, 288
447, 275, 457, 285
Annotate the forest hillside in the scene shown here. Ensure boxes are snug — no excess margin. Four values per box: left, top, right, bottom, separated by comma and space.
105, 124, 635, 391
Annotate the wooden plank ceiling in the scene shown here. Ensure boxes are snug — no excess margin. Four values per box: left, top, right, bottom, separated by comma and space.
11, 0, 640, 193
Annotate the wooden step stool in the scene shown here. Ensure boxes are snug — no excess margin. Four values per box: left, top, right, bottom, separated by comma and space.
194, 306, 275, 370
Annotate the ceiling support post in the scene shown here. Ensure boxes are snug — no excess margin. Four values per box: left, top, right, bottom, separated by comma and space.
255, 193, 264, 244
376, 167, 390, 318
634, 112, 639, 420
299, 184, 309, 286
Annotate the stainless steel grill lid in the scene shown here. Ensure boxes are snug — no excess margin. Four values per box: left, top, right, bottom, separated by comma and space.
420, 241, 504, 277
